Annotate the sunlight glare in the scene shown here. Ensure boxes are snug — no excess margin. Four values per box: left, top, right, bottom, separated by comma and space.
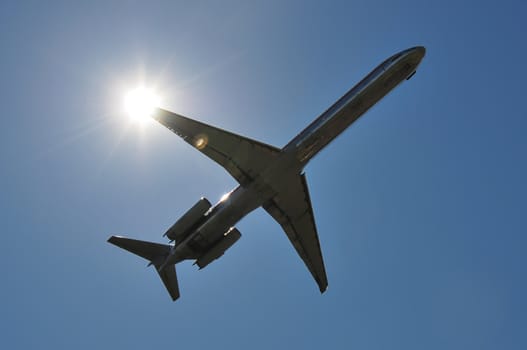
124, 87, 160, 123
220, 191, 232, 202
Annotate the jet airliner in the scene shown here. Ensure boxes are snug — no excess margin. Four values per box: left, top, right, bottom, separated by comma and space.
108, 46, 426, 301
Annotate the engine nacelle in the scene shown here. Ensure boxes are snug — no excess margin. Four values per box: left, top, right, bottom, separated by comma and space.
164, 198, 211, 242
196, 227, 241, 269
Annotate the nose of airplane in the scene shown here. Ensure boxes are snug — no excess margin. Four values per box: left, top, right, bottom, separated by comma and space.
400, 46, 426, 80
410, 46, 426, 62
403, 46, 426, 69
415, 46, 426, 58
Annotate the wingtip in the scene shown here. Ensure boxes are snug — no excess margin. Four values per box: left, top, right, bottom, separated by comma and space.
151, 107, 169, 121
107, 235, 123, 244
151, 107, 162, 119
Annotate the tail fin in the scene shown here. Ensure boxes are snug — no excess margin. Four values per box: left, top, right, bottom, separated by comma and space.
107, 236, 180, 301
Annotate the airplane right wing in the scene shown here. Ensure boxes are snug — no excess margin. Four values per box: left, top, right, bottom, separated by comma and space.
263, 173, 328, 293
152, 108, 281, 186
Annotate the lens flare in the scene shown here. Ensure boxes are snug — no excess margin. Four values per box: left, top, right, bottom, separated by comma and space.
194, 134, 208, 149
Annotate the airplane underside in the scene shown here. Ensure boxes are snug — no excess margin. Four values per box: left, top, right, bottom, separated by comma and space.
108, 46, 425, 301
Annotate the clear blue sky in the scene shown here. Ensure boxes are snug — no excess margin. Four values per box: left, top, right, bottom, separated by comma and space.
1, 1, 526, 349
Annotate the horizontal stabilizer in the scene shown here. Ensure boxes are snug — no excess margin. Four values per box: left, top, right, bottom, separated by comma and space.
108, 236, 180, 301
157, 265, 180, 301
108, 236, 171, 263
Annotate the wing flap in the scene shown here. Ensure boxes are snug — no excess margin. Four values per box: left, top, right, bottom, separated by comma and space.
153, 108, 281, 186
263, 174, 328, 292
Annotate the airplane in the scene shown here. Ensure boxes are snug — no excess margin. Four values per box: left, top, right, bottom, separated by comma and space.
108, 46, 426, 301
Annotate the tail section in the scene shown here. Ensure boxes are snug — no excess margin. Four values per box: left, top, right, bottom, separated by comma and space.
107, 236, 180, 301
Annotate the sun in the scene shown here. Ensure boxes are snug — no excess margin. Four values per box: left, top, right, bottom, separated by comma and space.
124, 86, 160, 123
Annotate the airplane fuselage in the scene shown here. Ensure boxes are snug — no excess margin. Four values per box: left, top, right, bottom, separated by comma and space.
165, 46, 426, 267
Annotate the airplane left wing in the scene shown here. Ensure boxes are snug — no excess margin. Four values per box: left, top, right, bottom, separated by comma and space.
153, 108, 281, 186
263, 173, 328, 293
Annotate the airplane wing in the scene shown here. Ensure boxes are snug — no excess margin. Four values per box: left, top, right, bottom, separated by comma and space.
263, 173, 328, 293
153, 108, 281, 186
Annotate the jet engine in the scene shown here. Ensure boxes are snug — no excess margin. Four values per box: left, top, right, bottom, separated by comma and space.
195, 227, 241, 269
164, 198, 211, 242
